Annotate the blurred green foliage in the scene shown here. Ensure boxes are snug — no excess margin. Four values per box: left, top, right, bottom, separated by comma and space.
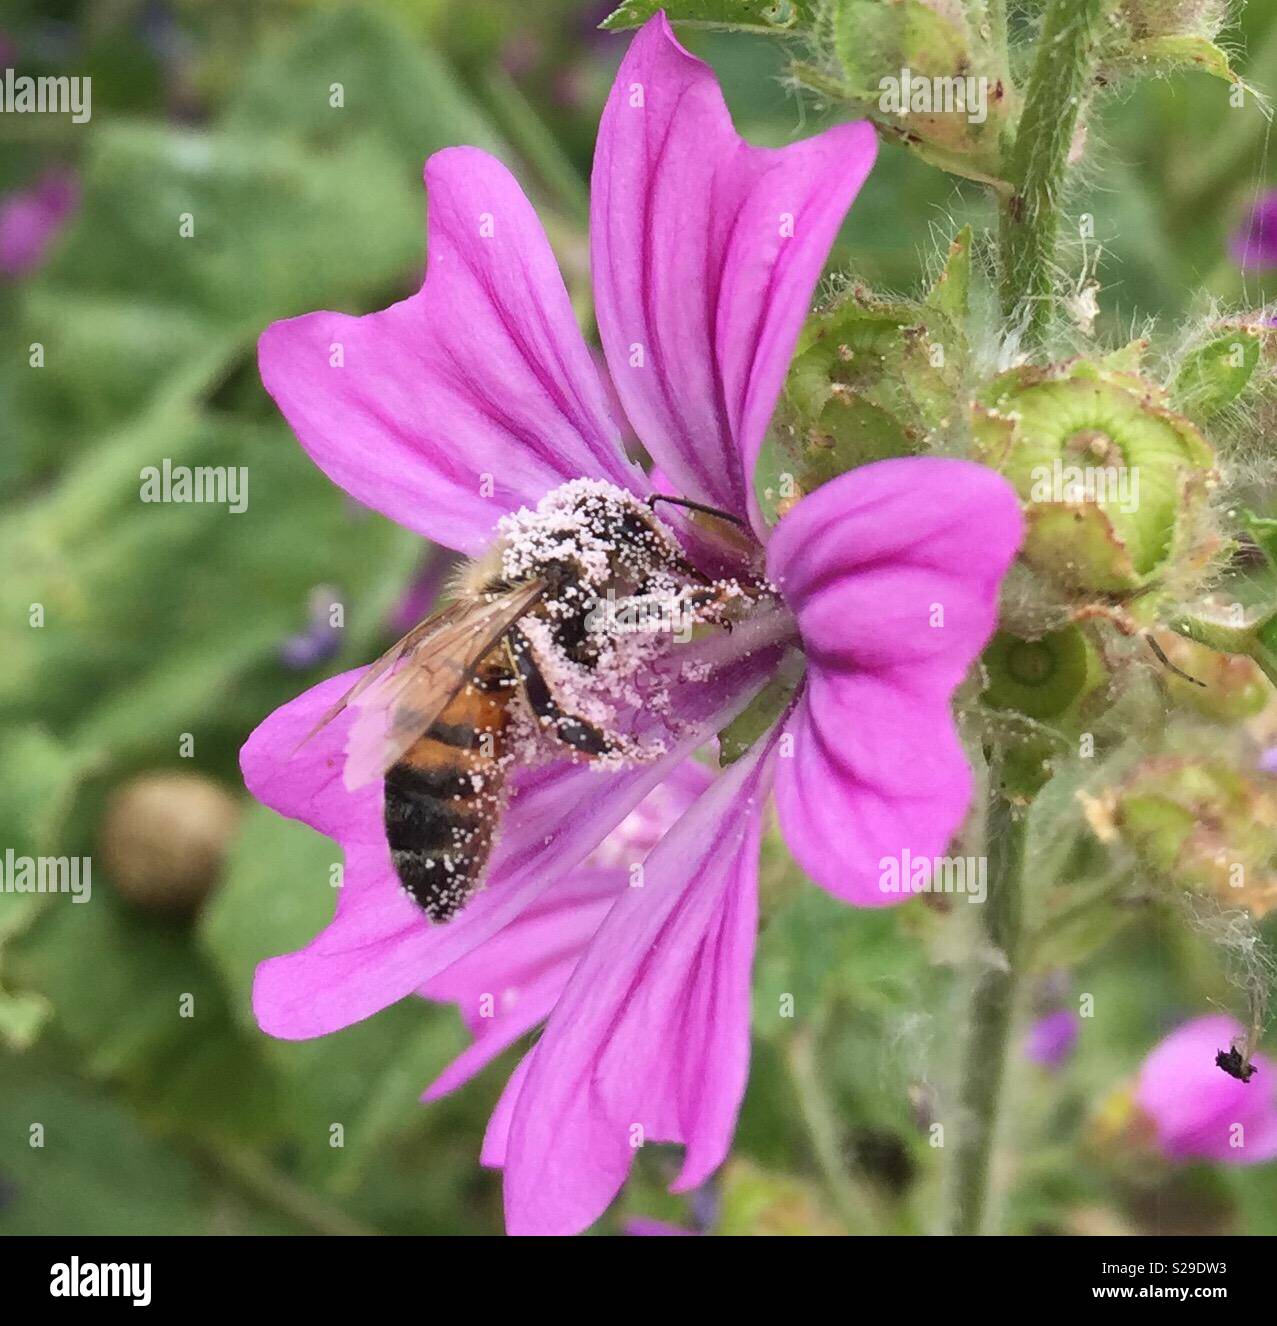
2, 0, 1276, 1237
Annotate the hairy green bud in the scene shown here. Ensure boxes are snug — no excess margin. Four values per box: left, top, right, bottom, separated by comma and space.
973, 360, 1218, 594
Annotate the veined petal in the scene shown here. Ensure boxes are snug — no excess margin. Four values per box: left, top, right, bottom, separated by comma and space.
501, 731, 776, 1237
772, 679, 972, 907
767, 459, 1022, 906
259, 146, 642, 557
419, 761, 714, 1101
591, 14, 876, 538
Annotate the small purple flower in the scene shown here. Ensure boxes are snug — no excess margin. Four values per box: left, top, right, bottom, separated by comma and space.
1135, 1015, 1277, 1165
1230, 190, 1277, 270
1258, 747, 1277, 776
1026, 1008, 1080, 1070
624, 1217, 694, 1236
279, 585, 344, 671
243, 15, 1022, 1235
0, 168, 79, 278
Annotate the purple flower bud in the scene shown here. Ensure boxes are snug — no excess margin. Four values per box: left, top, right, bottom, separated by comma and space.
623, 1218, 694, 1236
1230, 190, 1277, 270
279, 585, 343, 670
0, 168, 79, 278
1025, 1008, 1080, 1070
387, 550, 456, 636
1135, 1015, 1277, 1165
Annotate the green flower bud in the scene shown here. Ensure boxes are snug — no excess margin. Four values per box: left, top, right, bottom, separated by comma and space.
773, 242, 969, 499
981, 624, 1108, 796
1104, 2, 1237, 85
1119, 0, 1227, 41
1148, 630, 1270, 721
973, 360, 1218, 594
1083, 756, 1277, 918
982, 624, 1106, 722
792, 0, 1012, 186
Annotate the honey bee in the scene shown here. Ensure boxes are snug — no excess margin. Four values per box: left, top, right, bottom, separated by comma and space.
301, 484, 752, 923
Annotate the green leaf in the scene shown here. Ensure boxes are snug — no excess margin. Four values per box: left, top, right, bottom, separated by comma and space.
0, 1052, 212, 1235
1120, 35, 1239, 84
924, 225, 972, 323
1242, 511, 1277, 572
0, 727, 99, 1050
43, 124, 422, 329
8, 885, 281, 1142
602, 0, 814, 35
1170, 327, 1269, 422
223, 6, 507, 160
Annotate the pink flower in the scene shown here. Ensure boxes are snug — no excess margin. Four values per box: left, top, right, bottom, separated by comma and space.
243, 14, 1022, 1234
0, 168, 78, 278
1135, 1016, 1277, 1165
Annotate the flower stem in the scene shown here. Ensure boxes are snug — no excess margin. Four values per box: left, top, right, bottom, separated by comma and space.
941, 778, 1026, 1235
788, 1026, 885, 1234
998, 0, 1115, 341
196, 1142, 376, 1237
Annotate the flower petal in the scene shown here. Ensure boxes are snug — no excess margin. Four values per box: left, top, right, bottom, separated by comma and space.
768, 458, 1024, 692
591, 14, 876, 537
418, 761, 714, 1102
259, 146, 641, 556
418, 868, 618, 1102
500, 732, 775, 1236
1136, 1016, 1277, 1165
767, 459, 1022, 906
775, 677, 974, 907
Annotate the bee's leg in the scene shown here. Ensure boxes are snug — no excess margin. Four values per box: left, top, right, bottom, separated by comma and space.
504, 628, 615, 757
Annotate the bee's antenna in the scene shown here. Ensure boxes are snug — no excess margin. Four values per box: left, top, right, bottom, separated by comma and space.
1145, 633, 1206, 688
647, 493, 747, 528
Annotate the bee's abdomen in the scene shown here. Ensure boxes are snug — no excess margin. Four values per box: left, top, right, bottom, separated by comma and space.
384, 669, 510, 923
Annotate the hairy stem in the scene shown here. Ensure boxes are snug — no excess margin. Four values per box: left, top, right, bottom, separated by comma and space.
788, 1026, 886, 1234
941, 779, 1026, 1235
998, 0, 1115, 341
197, 1142, 376, 1237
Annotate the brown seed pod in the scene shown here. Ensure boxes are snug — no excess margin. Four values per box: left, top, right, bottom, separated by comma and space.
98, 772, 242, 913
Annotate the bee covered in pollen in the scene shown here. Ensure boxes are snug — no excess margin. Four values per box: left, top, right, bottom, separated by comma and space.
299, 479, 771, 923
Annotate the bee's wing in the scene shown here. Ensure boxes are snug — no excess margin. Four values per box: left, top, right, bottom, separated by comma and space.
334, 579, 547, 790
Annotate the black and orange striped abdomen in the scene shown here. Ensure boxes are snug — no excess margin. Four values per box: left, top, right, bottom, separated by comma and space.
383, 654, 511, 922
